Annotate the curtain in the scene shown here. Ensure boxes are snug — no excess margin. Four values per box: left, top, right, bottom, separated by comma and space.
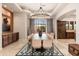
27, 19, 34, 35
29, 18, 53, 33
47, 19, 53, 33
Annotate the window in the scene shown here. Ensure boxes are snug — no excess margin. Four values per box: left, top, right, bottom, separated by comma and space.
34, 18, 47, 32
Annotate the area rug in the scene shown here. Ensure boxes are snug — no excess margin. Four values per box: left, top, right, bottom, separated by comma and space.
16, 43, 64, 56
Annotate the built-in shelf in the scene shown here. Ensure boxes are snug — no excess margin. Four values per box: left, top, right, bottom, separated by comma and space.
57, 21, 76, 39
2, 6, 13, 32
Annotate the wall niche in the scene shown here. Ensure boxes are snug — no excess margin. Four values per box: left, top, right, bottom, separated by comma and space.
2, 6, 13, 32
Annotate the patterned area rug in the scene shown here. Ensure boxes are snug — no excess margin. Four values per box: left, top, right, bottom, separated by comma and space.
16, 43, 64, 56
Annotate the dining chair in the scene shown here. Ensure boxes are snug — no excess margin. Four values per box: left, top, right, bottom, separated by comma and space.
31, 40, 41, 55
32, 40, 41, 49
43, 39, 54, 55
43, 39, 53, 49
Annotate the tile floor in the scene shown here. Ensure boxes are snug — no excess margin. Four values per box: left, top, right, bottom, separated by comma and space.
53, 39, 76, 56
0, 39, 28, 56
0, 39, 76, 56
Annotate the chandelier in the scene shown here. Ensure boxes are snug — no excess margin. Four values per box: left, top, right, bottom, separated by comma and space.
31, 6, 50, 17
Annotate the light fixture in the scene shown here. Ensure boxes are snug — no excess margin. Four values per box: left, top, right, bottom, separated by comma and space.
31, 4, 50, 17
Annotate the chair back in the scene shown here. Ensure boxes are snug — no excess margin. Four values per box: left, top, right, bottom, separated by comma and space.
43, 39, 52, 49
32, 40, 41, 49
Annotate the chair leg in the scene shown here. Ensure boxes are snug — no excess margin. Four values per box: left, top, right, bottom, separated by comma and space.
32, 47, 34, 56
51, 44, 54, 55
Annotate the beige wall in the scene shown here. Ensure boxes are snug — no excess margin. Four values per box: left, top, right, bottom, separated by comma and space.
53, 4, 77, 39
76, 4, 79, 43
0, 4, 2, 48
13, 12, 29, 40
55, 4, 76, 20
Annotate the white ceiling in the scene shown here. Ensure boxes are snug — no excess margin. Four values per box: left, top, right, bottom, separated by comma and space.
2, 3, 22, 12
2, 3, 76, 19
2, 3, 67, 15
18, 3, 57, 13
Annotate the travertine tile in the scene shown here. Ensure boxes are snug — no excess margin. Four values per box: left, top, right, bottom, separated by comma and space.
53, 39, 76, 56
0, 39, 28, 56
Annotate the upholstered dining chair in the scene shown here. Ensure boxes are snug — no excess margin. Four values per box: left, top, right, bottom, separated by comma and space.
32, 40, 41, 49
31, 40, 41, 55
50, 33, 54, 40
27, 33, 33, 44
43, 39, 54, 55
46, 33, 54, 41
43, 39, 53, 49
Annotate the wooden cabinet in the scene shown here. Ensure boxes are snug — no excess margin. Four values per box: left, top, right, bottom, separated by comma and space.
12, 33, 19, 42
66, 30, 75, 39
69, 44, 79, 56
57, 21, 75, 39
57, 21, 66, 39
65, 21, 76, 39
8, 34, 13, 44
2, 32, 19, 47
2, 35, 9, 47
